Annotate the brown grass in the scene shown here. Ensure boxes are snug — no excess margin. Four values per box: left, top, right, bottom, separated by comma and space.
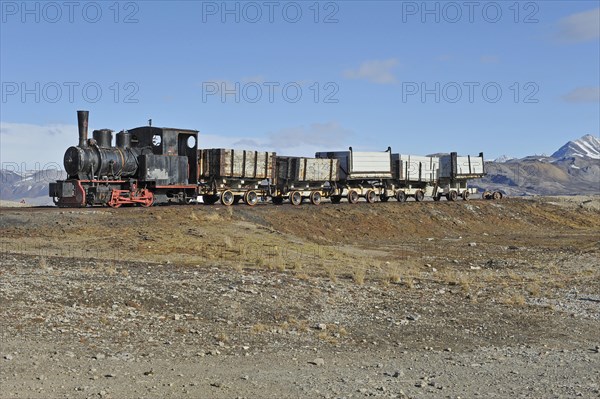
352, 267, 365, 285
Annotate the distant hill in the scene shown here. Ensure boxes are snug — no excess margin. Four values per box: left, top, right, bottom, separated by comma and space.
473, 134, 600, 196
0, 169, 65, 205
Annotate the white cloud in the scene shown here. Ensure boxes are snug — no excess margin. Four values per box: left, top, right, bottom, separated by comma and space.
562, 86, 600, 103
557, 8, 600, 43
343, 58, 399, 84
1, 122, 74, 168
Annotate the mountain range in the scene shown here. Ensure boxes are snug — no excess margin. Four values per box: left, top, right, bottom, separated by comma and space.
0, 135, 598, 205
473, 134, 599, 196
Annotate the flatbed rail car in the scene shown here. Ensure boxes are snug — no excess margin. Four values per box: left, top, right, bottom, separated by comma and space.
198, 149, 276, 206
315, 147, 394, 204
272, 156, 339, 205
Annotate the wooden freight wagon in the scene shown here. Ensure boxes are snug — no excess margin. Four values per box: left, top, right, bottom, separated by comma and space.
273, 156, 339, 205
198, 149, 276, 206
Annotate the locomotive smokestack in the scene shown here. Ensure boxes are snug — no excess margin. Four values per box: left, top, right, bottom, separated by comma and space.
77, 110, 89, 147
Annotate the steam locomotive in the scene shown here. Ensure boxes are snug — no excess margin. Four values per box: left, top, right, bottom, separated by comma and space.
49, 111, 198, 207
50, 111, 499, 208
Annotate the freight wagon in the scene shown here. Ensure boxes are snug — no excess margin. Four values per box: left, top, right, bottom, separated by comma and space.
433, 152, 487, 201
315, 147, 394, 204
272, 156, 339, 205
197, 149, 276, 206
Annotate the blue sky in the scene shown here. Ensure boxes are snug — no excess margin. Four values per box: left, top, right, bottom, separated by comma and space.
1, 0, 599, 167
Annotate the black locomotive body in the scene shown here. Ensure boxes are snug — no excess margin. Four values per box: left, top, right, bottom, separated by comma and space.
49, 111, 198, 207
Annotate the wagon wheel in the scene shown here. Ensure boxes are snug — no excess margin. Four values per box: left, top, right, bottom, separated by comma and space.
365, 189, 376, 204
414, 190, 425, 202
272, 196, 284, 205
220, 190, 234, 206
396, 191, 406, 203
347, 190, 359, 204
330, 196, 342, 204
310, 191, 322, 206
493, 191, 503, 200
462, 191, 470, 201
290, 191, 302, 206
482, 191, 491, 200
244, 191, 258, 206
448, 190, 458, 202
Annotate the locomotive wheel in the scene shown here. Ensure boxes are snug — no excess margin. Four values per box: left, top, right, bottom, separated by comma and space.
290, 191, 302, 206
244, 191, 258, 206
141, 192, 154, 207
414, 190, 425, 202
493, 191, 503, 200
448, 190, 458, 202
221, 190, 235, 206
365, 189, 376, 204
347, 190, 359, 204
482, 191, 492, 200
310, 191, 322, 205
396, 191, 406, 203
272, 196, 284, 205
462, 191, 470, 201
380, 194, 389, 202
108, 202, 122, 208
330, 196, 342, 204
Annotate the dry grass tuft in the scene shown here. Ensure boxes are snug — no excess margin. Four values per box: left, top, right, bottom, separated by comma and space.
352, 267, 365, 285
251, 323, 267, 334
325, 263, 338, 282
386, 264, 401, 284
215, 332, 229, 343
527, 283, 541, 297
223, 236, 234, 250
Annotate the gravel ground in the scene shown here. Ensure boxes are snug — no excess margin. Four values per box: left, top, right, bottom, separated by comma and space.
1, 197, 599, 398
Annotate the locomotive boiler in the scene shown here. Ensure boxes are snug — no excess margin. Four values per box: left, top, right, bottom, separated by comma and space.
49, 110, 199, 207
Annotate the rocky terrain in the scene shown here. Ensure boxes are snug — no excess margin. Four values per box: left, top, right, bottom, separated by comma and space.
1, 196, 599, 398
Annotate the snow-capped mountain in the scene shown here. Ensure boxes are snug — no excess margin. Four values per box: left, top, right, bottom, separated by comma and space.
473, 134, 600, 196
0, 169, 65, 205
551, 134, 600, 160
493, 155, 515, 163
